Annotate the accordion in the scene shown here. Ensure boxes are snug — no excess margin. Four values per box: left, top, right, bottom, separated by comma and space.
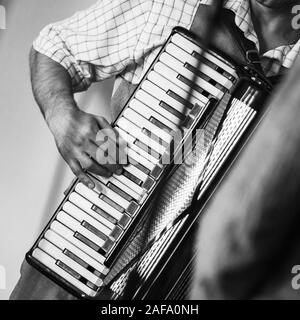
26, 27, 272, 299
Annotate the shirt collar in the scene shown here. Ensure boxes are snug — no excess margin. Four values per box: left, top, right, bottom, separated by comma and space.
222, 0, 300, 73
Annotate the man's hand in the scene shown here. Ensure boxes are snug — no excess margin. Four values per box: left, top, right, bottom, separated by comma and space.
29, 48, 126, 189
48, 107, 125, 189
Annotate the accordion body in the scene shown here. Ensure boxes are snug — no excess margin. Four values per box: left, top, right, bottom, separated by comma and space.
26, 27, 272, 299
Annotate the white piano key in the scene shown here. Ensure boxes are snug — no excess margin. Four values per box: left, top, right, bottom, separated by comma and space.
93, 174, 142, 202
124, 164, 148, 183
139, 81, 193, 116
38, 239, 103, 287
127, 144, 159, 169
32, 248, 97, 297
57, 211, 105, 248
63, 201, 112, 238
171, 33, 237, 77
116, 126, 162, 164
159, 52, 223, 98
165, 43, 233, 89
44, 229, 108, 275
75, 183, 123, 221
127, 149, 158, 176
154, 61, 223, 100
90, 177, 130, 211
123, 108, 173, 143
147, 71, 208, 106
69, 193, 115, 230
136, 87, 185, 124
115, 174, 146, 197
129, 98, 178, 131
115, 127, 158, 164
50, 221, 105, 264
116, 119, 165, 156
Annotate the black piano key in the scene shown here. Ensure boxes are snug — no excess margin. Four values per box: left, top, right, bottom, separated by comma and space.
81, 220, 108, 242
191, 50, 236, 82
56, 260, 99, 291
134, 139, 161, 160
74, 232, 106, 256
149, 116, 173, 132
142, 128, 169, 148
92, 205, 118, 225
86, 280, 99, 291
129, 159, 150, 175
107, 182, 133, 202
167, 90, 194, 109
123, 168, 143, 186
56, 260, 81, 280
177, 74, 210, 98
159, 101, 186, 121
184, 62, 226, 92
63, 249, 89, 270
63, 249, 101, 277
99, 194, 124, 213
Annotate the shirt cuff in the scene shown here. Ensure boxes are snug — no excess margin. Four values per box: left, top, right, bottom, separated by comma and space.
33, 27, 93, 92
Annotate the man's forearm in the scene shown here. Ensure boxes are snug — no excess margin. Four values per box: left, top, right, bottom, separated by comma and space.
29, 47, 78, 128
29, 46, 124, 185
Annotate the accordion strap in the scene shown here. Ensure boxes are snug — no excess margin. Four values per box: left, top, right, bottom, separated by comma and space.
191, 5, 263, 73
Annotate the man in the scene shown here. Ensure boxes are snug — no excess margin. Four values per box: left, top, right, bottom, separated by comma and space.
10, 0, 300, 299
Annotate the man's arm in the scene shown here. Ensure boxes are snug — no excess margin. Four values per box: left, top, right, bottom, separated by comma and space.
28, 0, 164, 187
30, 47, 124, 188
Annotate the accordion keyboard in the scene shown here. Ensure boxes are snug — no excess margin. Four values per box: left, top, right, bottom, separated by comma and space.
29, 29, 238, 298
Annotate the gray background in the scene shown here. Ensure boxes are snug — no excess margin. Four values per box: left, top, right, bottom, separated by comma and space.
0, 0, 114, 299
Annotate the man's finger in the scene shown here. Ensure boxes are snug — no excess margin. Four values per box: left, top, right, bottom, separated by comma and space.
95, 143, 124, 174
68, 158, 95, 189
84, 141, 123, 175
85, 140, 98, 159
95, 116, 111, 130
80, 153, 112, 178
95, 116, 123, 146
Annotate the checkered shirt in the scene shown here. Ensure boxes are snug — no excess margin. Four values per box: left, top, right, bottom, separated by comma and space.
33, 0, 300, 92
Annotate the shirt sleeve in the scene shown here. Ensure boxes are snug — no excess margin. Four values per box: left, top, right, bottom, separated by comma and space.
33, 0, 153, 92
